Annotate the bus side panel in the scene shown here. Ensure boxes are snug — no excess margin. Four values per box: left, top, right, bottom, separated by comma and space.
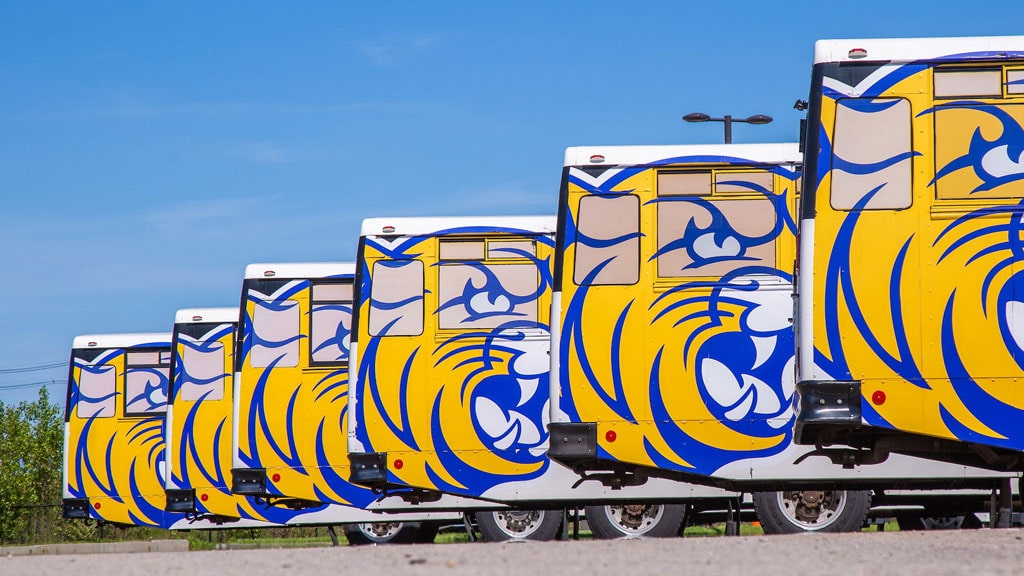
560, 162, 802, 476
356, 231, 557, 497
809, 58, 1024, 450
238, 278, 378, 508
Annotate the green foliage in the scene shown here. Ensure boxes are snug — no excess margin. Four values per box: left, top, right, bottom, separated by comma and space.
0, 387, 65, 544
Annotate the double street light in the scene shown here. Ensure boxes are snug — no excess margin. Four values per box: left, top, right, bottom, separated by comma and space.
682, 112, 773, 144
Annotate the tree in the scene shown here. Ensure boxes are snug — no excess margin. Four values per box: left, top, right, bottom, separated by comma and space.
0, 387, 64, 544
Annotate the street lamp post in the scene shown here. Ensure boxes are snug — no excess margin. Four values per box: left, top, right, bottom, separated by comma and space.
682, 112, 773, 144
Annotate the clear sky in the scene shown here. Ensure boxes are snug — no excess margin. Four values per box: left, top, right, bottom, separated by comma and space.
3, 0, 1024, 404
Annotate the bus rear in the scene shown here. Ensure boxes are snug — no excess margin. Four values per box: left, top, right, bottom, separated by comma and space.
794, 36, 1024, 470
63, 333, 178, 527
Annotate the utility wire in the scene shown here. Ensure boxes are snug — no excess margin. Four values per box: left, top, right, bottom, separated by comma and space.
0, 379, 62, 391
0, 362, 65, 374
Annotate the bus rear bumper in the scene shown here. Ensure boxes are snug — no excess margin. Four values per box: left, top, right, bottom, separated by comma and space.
165, 489, 197, 513
794, 379, 862, 446
231, 468, 267, 495
348, 452, 389, 489
62, 498, 90, 519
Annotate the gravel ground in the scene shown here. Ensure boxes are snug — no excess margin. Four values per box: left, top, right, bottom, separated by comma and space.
6, 529, 1024, 576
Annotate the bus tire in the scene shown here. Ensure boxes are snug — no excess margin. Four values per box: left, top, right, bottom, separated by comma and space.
474, 510, 561, 542
585, 504, 685, 539
342, 521, 421, 545
754, 490, 871, 534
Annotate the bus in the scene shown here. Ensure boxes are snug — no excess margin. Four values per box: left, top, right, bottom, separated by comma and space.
165, 307, 294, 526
793, 36, 1024, 485
63, 333, 190, 528
544, 143, 1016, 532
230, 262, 461, 544
347, 216, 731, 540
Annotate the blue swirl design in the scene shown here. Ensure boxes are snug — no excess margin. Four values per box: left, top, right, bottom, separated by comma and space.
813, 57, 1024, 442
311, 303, 352, 361
355, 230, 555, 495
125, 367, 169, 414
921, 102, 1024, 193
561, 160, 798, 474
647, 187, 790, 272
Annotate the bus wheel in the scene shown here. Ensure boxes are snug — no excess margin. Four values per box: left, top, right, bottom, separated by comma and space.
474, 510, 561, 542
342, 521, 421, 545
585, 504, 685, 539
753, 490, 870, 534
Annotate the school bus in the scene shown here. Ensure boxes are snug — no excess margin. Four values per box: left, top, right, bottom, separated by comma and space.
165, 307, 293, 526
347, 216, 734, 539
545, 143, 1016, 532
229, 262, 461, 543
62, 333, 185, 527
793, 37, 1024, 478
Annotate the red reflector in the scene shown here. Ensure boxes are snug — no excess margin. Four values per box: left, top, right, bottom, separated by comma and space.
93, 502, 101, 509
192, 315, 203, 322
871, 390, 886, 406
263, 270, 276, 277
200, 493, 209, 502
605, 430, 617, 442
848, 48, 868, 59
589, 154, 605, 164
271, 473, 281, 482
394, 459, 404, 470
382, 225, 396, 234
88, 341, 97, 347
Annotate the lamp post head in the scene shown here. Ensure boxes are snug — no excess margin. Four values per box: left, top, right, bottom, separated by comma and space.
744, 114, 773, 125
682, 112, 711, 123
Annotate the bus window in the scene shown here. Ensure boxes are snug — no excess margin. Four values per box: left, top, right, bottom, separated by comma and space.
310, 282, 353, 364
573, 194, 639, 285
716, 171, 774, 194
830, 98, 912, 210
76, 364, 115, 418
1009, 69, 1024, 94
932, 68, 1024, 200
438, 263, 539, 329
658, 171, 712, 196
124, 350, 170, 416
369, 260, 424, 336
657, 197, 777, 277
439, 240, 485, 260
179, 339, 225, 401
488, 240, 536, 259
934, 68, 1002, 98
251, 298, 300, 368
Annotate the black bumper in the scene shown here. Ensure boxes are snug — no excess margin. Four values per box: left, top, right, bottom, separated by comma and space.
546, 422, 598, 468
348, 452, 388, 489
231, 467, 267, 495
62, 498, 90, 519
794, 380, 862, 445
165, 489, 197, 513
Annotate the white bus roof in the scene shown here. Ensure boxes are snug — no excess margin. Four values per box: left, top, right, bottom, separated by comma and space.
243, 262, 356, 280
72, 333, 172, 350
360, 216, 557, 238
173, 307, 238, 325
814, 36, 1024, 65
563, 143, 800, 168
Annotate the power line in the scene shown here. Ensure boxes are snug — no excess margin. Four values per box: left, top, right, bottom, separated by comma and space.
0, 379, 62, 391
0, 362, 65, 374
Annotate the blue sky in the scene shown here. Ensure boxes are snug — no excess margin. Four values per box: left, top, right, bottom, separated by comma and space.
3, 0, 1024, 404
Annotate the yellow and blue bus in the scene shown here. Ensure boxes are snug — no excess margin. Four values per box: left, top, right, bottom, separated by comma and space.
545, 144, 1015, 532
793, 37, 1024, 474
62, 333, 187, 528
165, 307, 291, 526
347, 216, 733, 540
230, 262, 460, 543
